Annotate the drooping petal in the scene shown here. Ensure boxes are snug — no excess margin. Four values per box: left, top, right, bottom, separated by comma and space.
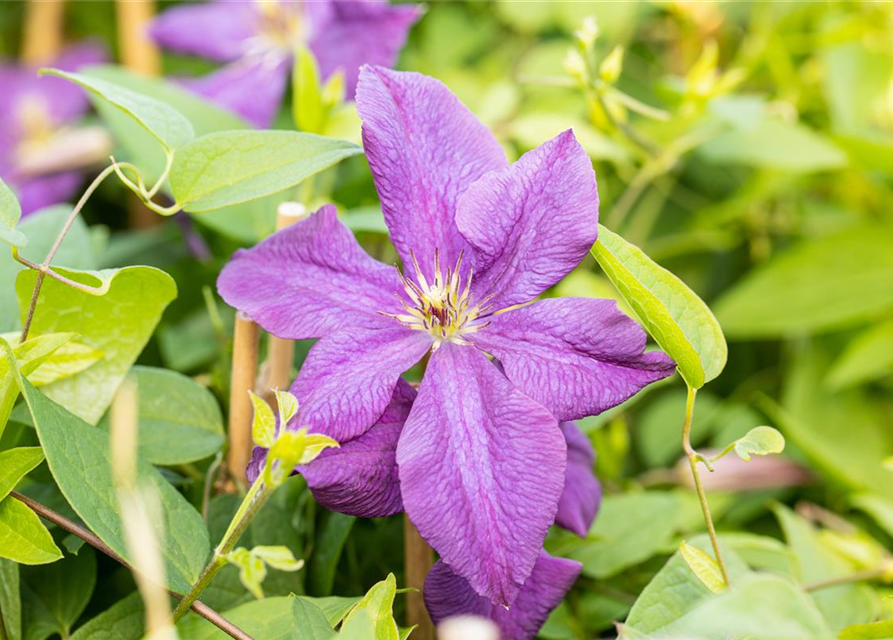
425, 551, 582, 640
301, 379, 415, 518
294, 326, 431, 442
217, 205, 403, 340
456, 130, 599, 310
309, 2, 420, 98
556, 422, 601, 537
397, 343, 566, 606
16, 173, 83, 217
177, 55, 289, 128
474, 297, 676, 421
355, 66, 507, 277
149, 0, 259, 62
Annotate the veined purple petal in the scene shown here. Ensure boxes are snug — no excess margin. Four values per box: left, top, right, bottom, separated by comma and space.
457, 129, 599, 310
294, 326, 431, 442
310, 2, 420, 98
217, 205, 402, 340
17, 173, 83, 218
177, 55, 289, 128
355, 66, 507, 279
149, 0, 259, 62
556, 422, 601, 537
425, 551, 582, 640
301, 379, 414, 518
245, 443, 268, 485
397, 344, 566, 606
474, 297, 676, 421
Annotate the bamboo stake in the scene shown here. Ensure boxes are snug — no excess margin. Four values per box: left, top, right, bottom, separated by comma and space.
21, 0, 65, 65
227, 312, 260, 489
404, 515, 436, 640
262, 203, 307, 399
115, 0, 163, 229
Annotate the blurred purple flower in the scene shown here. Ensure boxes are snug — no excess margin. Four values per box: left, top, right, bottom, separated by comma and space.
0, 43, 108, 216
218, 66, 674, 607
149, 0, 420, 127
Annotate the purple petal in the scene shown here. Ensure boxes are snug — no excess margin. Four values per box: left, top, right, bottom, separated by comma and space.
177, 55, 289, 128
217, 205, 402, 340
555, 422, 601, 537
474, 297, 676, 422
293, 325, 431, 442
397, 344, 566, 606
457, 130, 599, 310
245, 443, 268, 485
301, 378, 414, 517
310, 2, 420, 98
425, 551, 582, 640
17, 172, 83, 217
355, 66, 507, 278
149, 0, 259, 62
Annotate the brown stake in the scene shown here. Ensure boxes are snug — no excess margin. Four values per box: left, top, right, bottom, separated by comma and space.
404, 515, 436, 640
227, 312, 261, 489
115, 0, 163, 229
21, 0, 65, 65
262, 203, 307, 399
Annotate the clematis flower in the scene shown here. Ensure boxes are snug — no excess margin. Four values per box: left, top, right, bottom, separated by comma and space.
217, 66, 675, 607
149, 0, 421, 127
0, 43, 109, 216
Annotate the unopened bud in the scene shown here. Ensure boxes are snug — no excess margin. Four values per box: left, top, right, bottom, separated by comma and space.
599, 46, 624, 84
574, 16, 599, 49
564, 49, 587, 81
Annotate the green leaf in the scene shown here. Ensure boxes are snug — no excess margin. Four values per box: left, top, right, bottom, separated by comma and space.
828, 319, 893, 388
622, 537, 831, 640
250, 391, 276, 448
0, 497, 62, 565
0, 205, 96, 333
16, 266, 177, 424
550, 492, 681, 579
178, 597, 296, 640
19, 377, 209, 592
850, 494, 893, 540
275, 389, 299, 427
97, 366, 224, 465
170, 131, 362, 213
342, 574, 399, 640
0, 558, 22, 640
252, 546, 304, 572
293, 46, 327, 134
732, 426, 785, 461
69, 592, 145, 640
773, 503, 879, 631
592, 224, 726, 388
839, 620, 893, 640
40, 69, 194, 153
81, 65, 247, 185
309, 512, 355, 596
0, 447, 44, 501
714, 225, 893, 338
339, 610, 377, 640
292, 596, 336, 640
0, 175, 26, 248
21, 549, 96, 640
699, 117, 847, 173
24, 340, 103, 387
226, 547, 267, 600
679, 541, 726, 594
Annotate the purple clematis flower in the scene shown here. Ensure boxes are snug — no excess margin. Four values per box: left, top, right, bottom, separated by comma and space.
149, 0, 420, 128
217, 66, 675, 607
0, 43, 108, 216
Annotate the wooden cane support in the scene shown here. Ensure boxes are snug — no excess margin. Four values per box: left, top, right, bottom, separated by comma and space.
404, 515, 436, 640
21, 0, 65, 65
262, 203, 307, 398
227, 312, 260, 489
115, 0, 163, 229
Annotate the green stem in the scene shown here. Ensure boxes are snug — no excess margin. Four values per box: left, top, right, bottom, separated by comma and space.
12, 250, 105, 294
804, 568, 887, 592
682, 384, 730, 586
171, 478, 273, 622
19, 163, 119, 343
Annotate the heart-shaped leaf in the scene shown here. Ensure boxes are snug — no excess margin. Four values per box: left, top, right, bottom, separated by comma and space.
733, 426, 785, 462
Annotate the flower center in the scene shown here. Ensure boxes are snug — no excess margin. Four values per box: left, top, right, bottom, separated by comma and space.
250, 0, 304, 54
384, 250, 491, 346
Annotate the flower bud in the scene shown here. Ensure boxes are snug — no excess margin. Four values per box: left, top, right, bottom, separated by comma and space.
564, 49, 587, 81
574, 16, 599, 49
599, 45, 625, 84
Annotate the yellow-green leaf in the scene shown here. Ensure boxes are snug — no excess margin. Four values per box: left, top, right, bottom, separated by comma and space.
250, 391, 276, 448
0, 447, 44, 502
733, 426, 785, 462
0, 497, 62, 565
592, 224, 726, 388
679, 541, 726, 594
